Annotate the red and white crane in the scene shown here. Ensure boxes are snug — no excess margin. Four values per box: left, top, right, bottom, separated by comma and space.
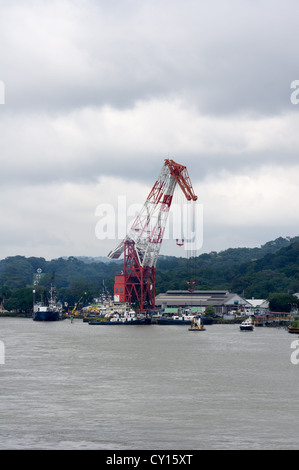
108, 159, 198, 311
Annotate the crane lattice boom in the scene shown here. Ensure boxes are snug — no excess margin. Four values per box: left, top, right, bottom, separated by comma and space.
108, 159, 198, 311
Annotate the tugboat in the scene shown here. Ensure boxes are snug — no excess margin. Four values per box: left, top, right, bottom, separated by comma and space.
33, 285, 62, 321
188, 317, 206, 331
240, 317, 254, 331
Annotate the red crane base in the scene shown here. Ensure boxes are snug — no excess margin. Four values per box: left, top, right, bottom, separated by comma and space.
115, 240, 155, 312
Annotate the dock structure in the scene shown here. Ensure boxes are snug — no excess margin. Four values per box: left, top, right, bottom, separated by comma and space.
254, 312, 297, 327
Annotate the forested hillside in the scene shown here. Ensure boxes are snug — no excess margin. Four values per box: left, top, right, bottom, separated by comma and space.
0, 255, 121, 310
156, 236, 299, 297
0, 236, 299, 312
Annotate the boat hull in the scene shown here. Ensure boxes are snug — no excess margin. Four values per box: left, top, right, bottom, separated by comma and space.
288, 326, 299, 334
155, 315, 211, 325
240, 325, 254, 331
33, 311, 61, 321
156, 318, 192, 325
89, 318, 151, 325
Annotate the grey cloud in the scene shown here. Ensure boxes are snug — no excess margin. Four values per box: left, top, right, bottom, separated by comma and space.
1, 0, 298, 115
1, 0, 299, 258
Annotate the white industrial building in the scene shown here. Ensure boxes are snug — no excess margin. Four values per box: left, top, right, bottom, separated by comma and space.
155, 290, 252, 315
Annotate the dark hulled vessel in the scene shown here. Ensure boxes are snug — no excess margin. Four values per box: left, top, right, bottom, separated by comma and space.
33, 285, 62, 321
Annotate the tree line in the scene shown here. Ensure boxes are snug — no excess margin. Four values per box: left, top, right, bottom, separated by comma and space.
1, 236, 299, 313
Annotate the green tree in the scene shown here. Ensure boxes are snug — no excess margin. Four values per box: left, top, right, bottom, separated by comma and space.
268, 293, 299, 312
0, 256, 33, 289
205, 305, 216, 316
0, 285, 11, 305
4, 287, 36, 313
58, 280, 99, 308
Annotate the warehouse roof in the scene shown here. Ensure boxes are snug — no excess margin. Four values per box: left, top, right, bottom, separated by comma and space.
155, 290, 251, 308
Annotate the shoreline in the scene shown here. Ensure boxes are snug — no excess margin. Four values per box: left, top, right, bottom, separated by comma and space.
0, 311, 293, 329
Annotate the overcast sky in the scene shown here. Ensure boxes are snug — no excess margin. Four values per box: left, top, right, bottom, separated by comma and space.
1, 0, 299, 260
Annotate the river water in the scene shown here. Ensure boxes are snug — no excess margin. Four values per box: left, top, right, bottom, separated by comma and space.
0, 317, 298, 450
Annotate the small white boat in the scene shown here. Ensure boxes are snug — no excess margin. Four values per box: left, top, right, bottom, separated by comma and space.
240, 317, 254, 331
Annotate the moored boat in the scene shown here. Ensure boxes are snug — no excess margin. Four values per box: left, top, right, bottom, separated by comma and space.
89, 308, 150, 325
33, 284, 63, 321
89, 318, 150, 325
33, 305, 61, 321
156, 313, 196, 325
